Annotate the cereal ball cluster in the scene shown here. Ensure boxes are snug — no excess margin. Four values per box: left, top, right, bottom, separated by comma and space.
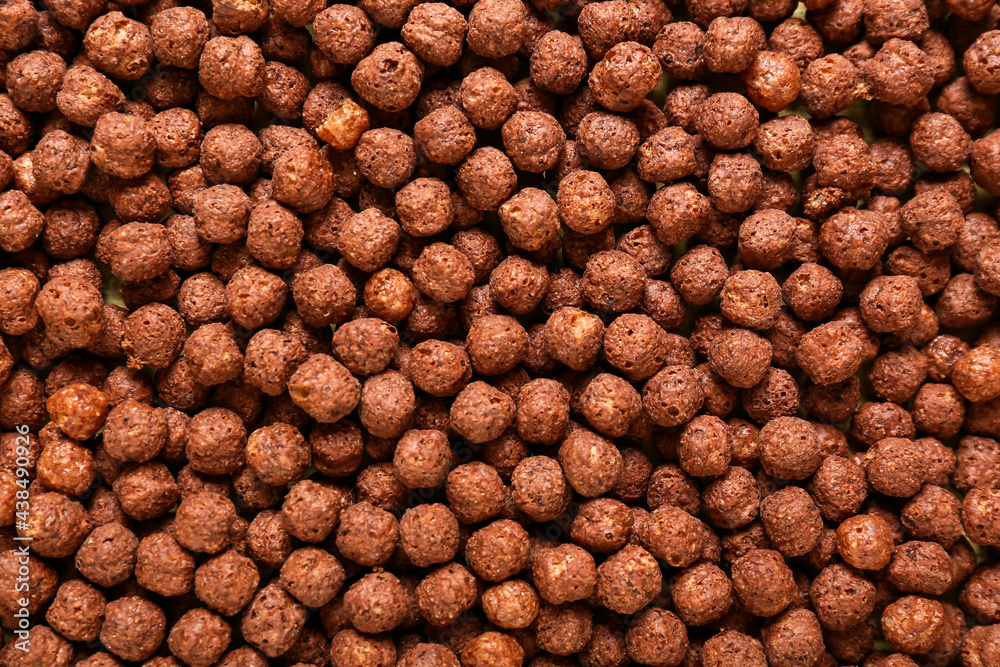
2, 0, 1000, 665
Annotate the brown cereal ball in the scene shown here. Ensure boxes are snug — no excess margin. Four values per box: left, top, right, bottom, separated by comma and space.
456, 147, 517, 212
312, 5, 374, 64
101, 597, 167, 662
409, 340, 472, 398
286, 353, 360, 424
730, 549, 797, 617
702, 631, 767, 667
557, 170, 616, 235
545, 307, 605, 372
882, 595, 945, 655
555, 427, 622, 496
46, 382, 108, 441
624, 608, 687, 666
167, 608, 231, 667
638, 503, 706, 567
90, 112, 154, 180
413, 105, 476, 166
449, 381, 515, 444
400, 3, 466, 66
7, 51, 65, 116
760, 486, 823, 557
837, 513, 894, 570
672, 562, 734, 626
643, 365, 704, 428
281, 478, 351, 544
395, 178, 453, 238
498, 188, 559, 253
291, 263, 355, 329
743, 51, 800, 112
783, 263, 843, 322
192, 185, 250, 245
720, 270, 782, 329
760, 609, 824, 667
442, 461, 503, 525
481, 580, 540, 630
0, 191, 43, 254
82, 11, 151, 81
412, 243, 476, 304
863, 38, 934, 106
490, 256, 548, 314
102, 399, 167, 463
354, 128, 416, 190
810, 563, 877, 632
197, 36, 264, 100
45, 579, 105, 643
511, 456, 571, 522
466, 0, 524, 58
328, 630, 396, 667
757, 417, 821, 481
963, 487, 1000, 547
952, 345, 1000, 402
334, 501, 398, 567
676, 415, 731, 477
887, 540, 953, 595
859, 275, 923, 333
912, 383, 966, 439
200, 124, 263, 185
701, 466, 758, 529
461, 632, 524, 667
246, 423, 310, 485
577, 111, 640, 171
345, 571, 410, 633
502, 111, 565, 173
899, 190, 964, 252
174, 491, 236, 554
581, 250, 646, 312
738, 208, 797, 269
531, 30, 588, 94
532, 544, 597, 605
965, 30, 1000, 94
243, 330, 308, 397
399, 503, 459, 568
241, 583, 306, 658
910, 113, 972, 174
936, 272, 997, 329
352, 42, 423, 112
796, 320, 865, 386
653, 21, 706, 80
703, 16, 765, 73
182, 323, 242, 387
864, 436, 927, 497
150, 7, 210, 69
359, 371, 415, 439
852, 401, 916, 446
961, 563, 1000, 623
0, 0, 36, 51
465, 519, 529, 581
135, 532, 196, 598
589, 41, 662, 112
694, 93, 759, 150
602, 313, 668, 382
365, 269, 415, 324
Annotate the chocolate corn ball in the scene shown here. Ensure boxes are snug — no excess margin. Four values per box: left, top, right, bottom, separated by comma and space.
502, 111, 565, 173
557, 169, 616, 235
837, 513, 894, 570
240, 583, 306, 658
174, 491, 236, 554
577, 111, 640, 170
287, 354, 360, 424
760, 486, 823, 557
701, 631, 767, 667
399, 503, 459, 568
882, 595, 946, 654
351, 42, 423, 112
113, 462, 180, 520
102, 399, 167, 462
810, 563, 876, 632
531, 30, 588, 94
701, 466, 758, 529
449, 381, 515, 444
45, 579, 105, 643
694, 93, 759, 150
720, 270, 782, 330
644, 365, 704, 428
465, 519, 529, 582
74, 522, 137, 588
413, 105, 476, 165
412, 243, 475, 304
545, 307, 605, 371
101, 597, 167, 662
731, 549, 797, 617
589, 41, 661, 112
345, 571, 409, 633
46, 382, 108, 441
758, 417, 821, 481
532, 544, 597, 605
511, 456, 571, 522
859, 275, 922, 333
136, 532, 196, 598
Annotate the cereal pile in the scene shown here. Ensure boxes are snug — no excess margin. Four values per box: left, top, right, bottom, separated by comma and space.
0, 0, 999, 664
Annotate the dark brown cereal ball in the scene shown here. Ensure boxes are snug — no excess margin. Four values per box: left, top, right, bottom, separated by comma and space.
90, 112, 154, 180
965, 30, 1000, 94
312, 5, 375, 64
864, 39, 934, 106
400, 3, 467, 66
448, 381, 514, 444
101, 399, 167, 463
909, 113, 972, 174
413, 105, 476, 165
694, 93, 759, 150
553, 427, 621, 496
856, 274, 921, 333
638, 503, 705, 567
135, 532, 196, 598
511, 455, 571, 521
198, 36, 264, 99
45, 579, 105, 643
192, 185, 250, 245
182, 323, 242, 387
0, 0, 37, 51
282, 478, 351, 544
74, 521, 137, 588
456, 147, 517, 211
602, 313, 668, 382
887, 540, 953, 595
702, 16, 765, 73
359, 371, 415, 439
720, 270, 782, 329
677, 415, 731, 477
671, 562, 734, 626
898, 190, 964, 253
759, 486, 822, 557
200, 124, 263, 185
112, 461, 180, 520
100, 597, 167, 662
466, 315, 529, 377
331, 500, 396, 567
811, 564, 876, 633
399, 503, 459, 568
730, 549, 797, 617
245, 423, 310, 485
409, 340, 472, 398
589, 41, 662, 112
701, 466, 758, 529
174, 491, 236, 554
6, 51, 65, 116
753, 116, 815, 174
243, 329, 308, 397
290, 263, 355, 329
936, 272, 997, 329
912, 383, 966, 439
399, 644, 461, 667
882, 595, 945, 654
465, 519, 529, 581
442, 461, 503, 525
328, 630, 396, 667
796, 320, 865, 386
466, 0, 525, 58
354, 128, 416, 190
736, 208, 797, 269
394, 178, 453, 238
531, 30, 588, 94
352, 42, 423, 112
580, 250, 646, 313
643, 365, 704, 428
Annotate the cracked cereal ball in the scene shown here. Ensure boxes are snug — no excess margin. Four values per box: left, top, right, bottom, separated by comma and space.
465, 519, 529, 581
83, 11, 151, 81
882, 595, 945, 654
859, 275, 923, 333
720, 270, 782, 329
694, 93, 759, 150
644, 364, 704, 428
731, 549, 797, 617
760, 486, 822, 557
758, 417, 821, 481
399, 503, 459, 568
45, 580, 105, 643
511, 456, 571, 522
516, 378, 571, 445
174, 492, 236, 554
545, 307, 605, 371
46, 382, 108, 441
589, 41, 662, 112
136, 532, 196, 598
101, 597, 167, 662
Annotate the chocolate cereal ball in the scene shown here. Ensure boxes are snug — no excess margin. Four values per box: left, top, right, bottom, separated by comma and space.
882, 595, 946, 654
644, 365, 704, 428
694, 93, 759, 149
511, 456, 571, 522
100, 597, 167, 662
731, 549, 797, 617
758, 417, 821, 481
